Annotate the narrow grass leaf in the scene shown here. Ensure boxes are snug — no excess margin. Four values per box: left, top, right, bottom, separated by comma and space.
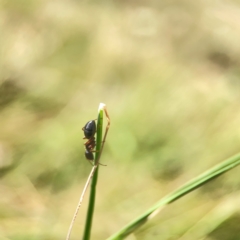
107, 153, 240, 240
82, 104, 104, 240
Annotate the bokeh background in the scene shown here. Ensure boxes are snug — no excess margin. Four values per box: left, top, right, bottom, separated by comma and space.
1, 0, 240, 239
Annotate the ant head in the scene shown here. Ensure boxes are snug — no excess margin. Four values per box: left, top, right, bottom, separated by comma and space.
85, 149, 94, 160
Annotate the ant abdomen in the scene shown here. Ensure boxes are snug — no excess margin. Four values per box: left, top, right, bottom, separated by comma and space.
82, 120, 96, 139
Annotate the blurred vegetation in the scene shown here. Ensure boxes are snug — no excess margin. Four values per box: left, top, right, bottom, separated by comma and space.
1, 0, 240, 239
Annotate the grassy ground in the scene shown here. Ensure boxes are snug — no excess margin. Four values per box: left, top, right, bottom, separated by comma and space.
1, 0, 240, 239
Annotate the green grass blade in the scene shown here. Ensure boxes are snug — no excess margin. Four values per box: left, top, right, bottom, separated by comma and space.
82, 105, 104, 240
107, 153, 240, 240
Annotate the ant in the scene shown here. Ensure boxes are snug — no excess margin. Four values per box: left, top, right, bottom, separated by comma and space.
82, 106, 110, 166
81, 122, 106, 165
82, 120, 96, 161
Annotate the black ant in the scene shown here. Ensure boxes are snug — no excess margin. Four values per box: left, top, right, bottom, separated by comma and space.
82, 119, 107, 166
82, 106, 110, 165
82, 120, 96, 161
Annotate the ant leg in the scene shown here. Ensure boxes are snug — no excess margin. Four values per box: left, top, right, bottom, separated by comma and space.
87, 160, 94, 166
89, 150, 107, 166
83, 137, 95, 147
98, 162, 107, 166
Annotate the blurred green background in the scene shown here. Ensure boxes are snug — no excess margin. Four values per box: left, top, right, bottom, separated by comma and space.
1, 0, 240, 239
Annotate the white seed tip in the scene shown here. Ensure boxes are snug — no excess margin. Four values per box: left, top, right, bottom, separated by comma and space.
98, 103, 106, 111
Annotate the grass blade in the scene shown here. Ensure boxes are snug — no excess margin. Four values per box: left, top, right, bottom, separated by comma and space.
82, 104, 104, 240
107, 153, 240, 240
